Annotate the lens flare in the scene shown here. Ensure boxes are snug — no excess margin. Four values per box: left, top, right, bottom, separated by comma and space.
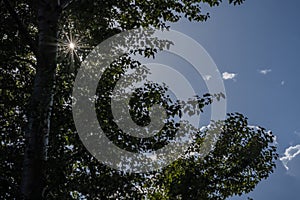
69, 42, 75, 50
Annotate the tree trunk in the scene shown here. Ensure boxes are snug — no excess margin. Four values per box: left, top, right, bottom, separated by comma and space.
20, 1, 61, 199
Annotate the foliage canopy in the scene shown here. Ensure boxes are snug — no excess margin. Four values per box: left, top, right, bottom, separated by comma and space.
0, 0, 278, 199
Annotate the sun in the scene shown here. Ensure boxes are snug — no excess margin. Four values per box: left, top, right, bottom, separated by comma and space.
58, 30, 91, 66
58, 32, 81, 64
68, 42, 76, 50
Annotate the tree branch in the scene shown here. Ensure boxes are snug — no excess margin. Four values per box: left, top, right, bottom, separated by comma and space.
3, 0, 38, 57
59, 0, 73, 9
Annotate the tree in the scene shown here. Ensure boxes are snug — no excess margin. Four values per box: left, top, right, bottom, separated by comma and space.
0, 0, 278, 199
144, 114, 278, 199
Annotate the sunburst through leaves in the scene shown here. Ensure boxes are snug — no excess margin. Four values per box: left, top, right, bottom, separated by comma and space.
58, 31, 88, 65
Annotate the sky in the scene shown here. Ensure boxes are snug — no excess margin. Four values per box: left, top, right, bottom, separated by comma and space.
3, 0, 299, 198
168, 0, 300, 199
67, 0, 299, 198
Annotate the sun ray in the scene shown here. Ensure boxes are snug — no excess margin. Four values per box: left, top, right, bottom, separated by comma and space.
58, 30, 90, 67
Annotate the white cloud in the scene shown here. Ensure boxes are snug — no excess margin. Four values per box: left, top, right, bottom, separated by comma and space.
259, 69, 272, 75
280, 144, 300, 170
281, 81, 285, 85
222, 72, 237, 80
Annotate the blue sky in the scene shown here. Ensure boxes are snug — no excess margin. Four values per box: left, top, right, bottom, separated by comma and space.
169, 0, 300, 199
